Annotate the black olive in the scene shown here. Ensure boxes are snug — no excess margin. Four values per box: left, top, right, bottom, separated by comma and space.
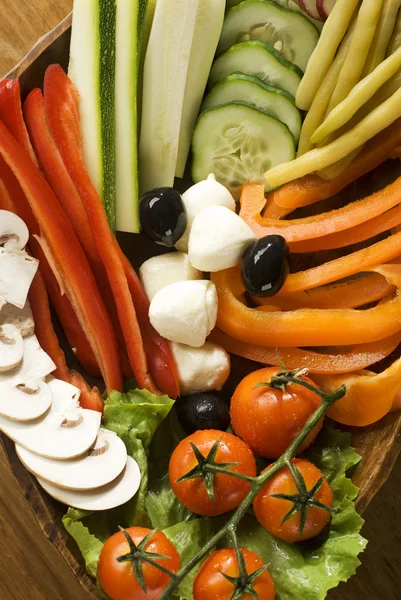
176, 393, 230, 434
241, 234, 289, 297
139, 187, 187, 247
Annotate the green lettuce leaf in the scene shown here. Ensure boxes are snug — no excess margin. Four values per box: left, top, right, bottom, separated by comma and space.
62, 508, 104, 578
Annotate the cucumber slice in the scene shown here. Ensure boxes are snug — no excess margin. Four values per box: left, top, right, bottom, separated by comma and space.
115, 0, 147, 233
227, 0, 323, 29
69, 0, 116, 230
202, 73, 301, 141
218, 0, 319, 72
192, 102, 295, 196
208, 40, 302, 96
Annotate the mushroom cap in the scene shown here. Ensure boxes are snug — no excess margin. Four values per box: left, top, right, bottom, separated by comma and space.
0, 249, 38, 309
0, 324, 24, 371
36, 455, 141, 510
0, 210, 29, 251
0, 378, 101, 459
0, 379, 52, 421
16, 429, 128, 490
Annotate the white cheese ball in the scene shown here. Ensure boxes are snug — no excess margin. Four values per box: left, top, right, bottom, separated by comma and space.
175, 174, 236, 252
172, 341, 230, 395
139, 252, 201, 301
149, 280, 218, 347
188, 205, 256, 272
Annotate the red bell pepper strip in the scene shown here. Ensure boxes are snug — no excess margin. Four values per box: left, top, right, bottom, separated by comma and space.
0, 80, 39, 167
29, 269, 104, 413
0, 119, 123, 393
44, 64, 161, 394
0, 175, 13, 211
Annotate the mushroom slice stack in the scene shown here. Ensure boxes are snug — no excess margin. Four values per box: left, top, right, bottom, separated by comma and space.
36, 456, 141, 511
0, 335, 56, 421
0, 301, 35, 338
16, 428, 128, 490
0, 378, 101, 458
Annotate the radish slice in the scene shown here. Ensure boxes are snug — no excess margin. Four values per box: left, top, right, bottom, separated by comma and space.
317, 0, 337, 20
299, 0, 321, 20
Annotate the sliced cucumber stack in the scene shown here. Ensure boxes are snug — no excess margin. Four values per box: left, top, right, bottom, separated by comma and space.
192, 102, 295, 197
202, 74, 301, 141
209, 40, 302, 96
219, 0, 319, 71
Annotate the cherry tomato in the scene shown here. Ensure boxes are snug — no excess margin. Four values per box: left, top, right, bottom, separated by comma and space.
98, 527, 180, 600
230, 367, 323, 458
253, 459, 334, 543
169, 430, 256, 516
193, 547, 275, 600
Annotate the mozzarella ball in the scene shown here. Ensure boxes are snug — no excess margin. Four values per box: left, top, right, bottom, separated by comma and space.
172, 341, 230, 395
149, 280, 218, 347
188, 205, 255, 272
140, 252, 201, 301
175, 174, 236, 252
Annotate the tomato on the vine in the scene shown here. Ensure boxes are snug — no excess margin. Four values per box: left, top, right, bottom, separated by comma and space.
97, 527, 180, 600
193, 547, 275, 600
230, 367, 323, 458
253, 459, 334, 543
169, 429, 257, 516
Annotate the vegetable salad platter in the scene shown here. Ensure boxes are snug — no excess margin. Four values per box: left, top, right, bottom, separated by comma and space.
2, 0, 401, 598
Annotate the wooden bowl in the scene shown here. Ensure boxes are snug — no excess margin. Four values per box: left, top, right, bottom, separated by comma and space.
2, 15, 401, 600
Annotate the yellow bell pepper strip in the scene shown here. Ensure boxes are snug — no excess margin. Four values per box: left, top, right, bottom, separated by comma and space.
313, 47, 401, 144
242, 179, 401, 242
265, 86, 401, 189
253, 273, 394, 310
0, 119, 123, 393
210, 264, 401, 347
296, 0, 360, 111
266, 118, 401, 212
297, 20, 356, 156
362, 0, 401, 75
29, 270, 104, 413
209, 328, 401, 376
291, 203, 401, 253
325, 0, 384, 114
43, 64, 159, 395
280, 232, 401, 294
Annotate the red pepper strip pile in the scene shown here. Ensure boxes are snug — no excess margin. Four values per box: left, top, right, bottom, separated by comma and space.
0, 120, 123, 392
0, 80, 39, 167
44, 64, 178, 395
117, 246, 180, 398
209, 328, 401, 375
29, 269, 104, 412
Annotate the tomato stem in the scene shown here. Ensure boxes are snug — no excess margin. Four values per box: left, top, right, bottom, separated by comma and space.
158, 379, 346, 599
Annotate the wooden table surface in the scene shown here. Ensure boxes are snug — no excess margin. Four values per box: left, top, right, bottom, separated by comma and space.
1, 2, 401, 599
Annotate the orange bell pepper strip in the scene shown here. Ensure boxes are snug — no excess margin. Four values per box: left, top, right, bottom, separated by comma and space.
211, 264, 401, 347
266, 117, 401, 211
240, 179, 401, 242
0, 79, 39, 167
43, 65, 156, 395
253, 272, 394, 310
209, 328, 401, 375
29, 269, 104, 413
0, 119, 122, 393
261, 194, 291, 219
279, 231, 401, 295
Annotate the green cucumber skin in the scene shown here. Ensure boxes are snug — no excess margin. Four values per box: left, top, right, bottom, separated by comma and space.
99, 0, 117, 232
202, 73, 301, 141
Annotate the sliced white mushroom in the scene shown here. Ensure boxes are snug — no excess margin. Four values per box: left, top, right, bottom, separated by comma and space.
0, 378, 101, 459
188, 205, 255, 272
0, 301, 35, 337
0, 324, 24, 371
36, 455, 141, 510
0, 379, 52, 421
149, 280, 218, 347
140, 252, 202, 301
0, 248, 38, 308
0, 335, 55, 384
0, 210, 29, 251
16, 429, 128, 490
